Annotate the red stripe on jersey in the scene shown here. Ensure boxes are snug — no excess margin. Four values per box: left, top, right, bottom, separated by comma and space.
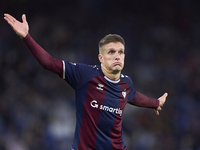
77, 76, 107, 150
110, 81, 129, 150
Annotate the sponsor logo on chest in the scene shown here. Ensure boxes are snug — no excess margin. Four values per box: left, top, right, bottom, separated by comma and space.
90, 100, 123, 116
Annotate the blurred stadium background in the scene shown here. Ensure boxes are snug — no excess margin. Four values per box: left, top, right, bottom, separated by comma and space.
1, 0, 200, 149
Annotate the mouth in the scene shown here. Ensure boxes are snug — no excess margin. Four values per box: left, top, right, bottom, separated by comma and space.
113, 62, 122, 66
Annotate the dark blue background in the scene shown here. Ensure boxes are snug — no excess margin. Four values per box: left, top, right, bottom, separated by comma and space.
1, 0, 200, 149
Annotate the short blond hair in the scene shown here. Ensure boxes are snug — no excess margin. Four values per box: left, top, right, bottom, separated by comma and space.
98, 34, 125, 53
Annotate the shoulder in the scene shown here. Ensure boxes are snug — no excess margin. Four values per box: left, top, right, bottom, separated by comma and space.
120, 73, 132, 81
120, 73, 134, 85
63, 60, 102, 77
79, 63, 101, 72
63, 61, 100, 70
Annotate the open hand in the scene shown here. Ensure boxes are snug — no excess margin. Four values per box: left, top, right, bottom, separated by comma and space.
4, 14, 29, 38
155, 93, 168, 115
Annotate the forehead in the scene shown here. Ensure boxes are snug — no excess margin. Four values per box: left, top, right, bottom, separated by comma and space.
103, 42, 124, 50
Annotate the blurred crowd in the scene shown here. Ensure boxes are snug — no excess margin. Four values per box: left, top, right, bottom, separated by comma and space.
1, 0, 200, 150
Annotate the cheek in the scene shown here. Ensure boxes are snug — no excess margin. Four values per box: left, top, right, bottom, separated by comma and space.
122, 56, 125, 62
103, 59, 111, 67
106, 58, 112, 64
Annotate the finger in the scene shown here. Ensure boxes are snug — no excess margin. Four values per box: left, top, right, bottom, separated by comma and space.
4, 14, 17, 26
4, 14, 12, 23
157, 106, 161, 111
4, 14, 16, 23
156, 110, 159, 115
155, 109, 159, 115
4, 16, 14, 26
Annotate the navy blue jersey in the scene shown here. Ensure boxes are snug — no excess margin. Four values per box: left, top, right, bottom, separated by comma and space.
62, 60, 136, 150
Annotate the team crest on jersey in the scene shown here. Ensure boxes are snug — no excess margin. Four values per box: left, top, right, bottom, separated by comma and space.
122, 89, 127, 99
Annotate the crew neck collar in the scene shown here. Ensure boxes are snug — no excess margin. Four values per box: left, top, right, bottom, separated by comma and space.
104, 76, 120, 83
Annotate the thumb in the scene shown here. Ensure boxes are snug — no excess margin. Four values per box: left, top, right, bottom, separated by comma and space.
159, 92, 168, 106
22, 14, 27, 23
163, 93, 168, 98
158, 92, 168, 100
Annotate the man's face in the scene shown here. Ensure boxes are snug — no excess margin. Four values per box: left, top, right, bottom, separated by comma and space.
98, 42, 125, 74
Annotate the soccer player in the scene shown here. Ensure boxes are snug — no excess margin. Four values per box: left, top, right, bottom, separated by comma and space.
4, 14, 168, 150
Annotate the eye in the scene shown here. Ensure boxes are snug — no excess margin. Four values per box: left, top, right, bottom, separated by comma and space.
108, 50, 115, 54
119, 50, 124, 54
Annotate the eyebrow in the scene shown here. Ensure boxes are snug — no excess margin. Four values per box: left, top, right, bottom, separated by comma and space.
107, 48, 124, 51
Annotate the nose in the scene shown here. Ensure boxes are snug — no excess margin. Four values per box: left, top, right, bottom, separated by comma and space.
115, 57, 120, 61
115, 53, 120, 60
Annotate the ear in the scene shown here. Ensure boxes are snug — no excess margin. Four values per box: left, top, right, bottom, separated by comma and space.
98, 54, 103, 63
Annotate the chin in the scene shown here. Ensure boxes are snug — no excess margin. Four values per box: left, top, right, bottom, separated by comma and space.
112, 67, 122, 74
116, 65, 123, 70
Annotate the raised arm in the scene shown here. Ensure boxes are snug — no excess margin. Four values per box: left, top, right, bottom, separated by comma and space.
4, 14, 63, 77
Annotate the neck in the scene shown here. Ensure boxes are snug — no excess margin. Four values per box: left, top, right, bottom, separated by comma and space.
101, 65, 121, 81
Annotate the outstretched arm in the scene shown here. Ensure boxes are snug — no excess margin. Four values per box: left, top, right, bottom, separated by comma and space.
4, 14, 63, 77
129, 92, 168, 115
